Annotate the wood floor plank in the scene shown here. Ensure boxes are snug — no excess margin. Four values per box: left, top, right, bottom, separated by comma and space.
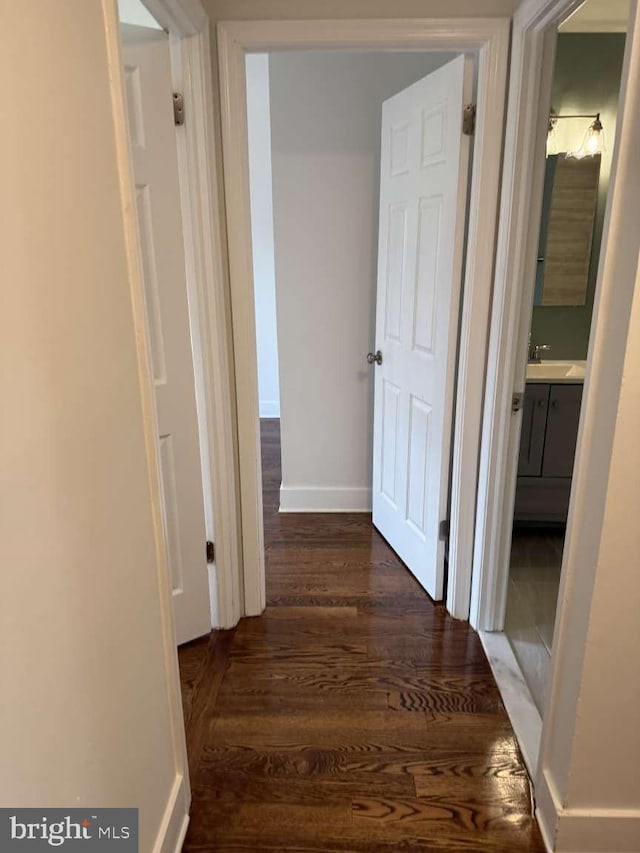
179, 419, 544, 851
342, 748, 526, 780
194, 765, 416, 802
208, 709, 432, 749
352, 792, 534, 831
180, 629, 235, 776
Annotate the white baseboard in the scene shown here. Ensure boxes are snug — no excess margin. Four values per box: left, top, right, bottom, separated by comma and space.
534, 762, 557, 853
479, 631, 542, 779
259, 400, 280, 418
173, 815, 189, 853
279, 485, 372, 512
154, 774, 189, 853
536, 767, 640, 853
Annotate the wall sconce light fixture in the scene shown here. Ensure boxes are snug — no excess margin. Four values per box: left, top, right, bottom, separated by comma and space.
547, 111, 605, 158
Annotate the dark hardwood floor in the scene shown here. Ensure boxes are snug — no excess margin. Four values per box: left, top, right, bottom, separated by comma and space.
179, 419, 545, 851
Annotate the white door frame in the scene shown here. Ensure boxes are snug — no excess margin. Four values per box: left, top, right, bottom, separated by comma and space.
217, 18, 510, 619
129, 0, 243, 629
469, 0, 637, 633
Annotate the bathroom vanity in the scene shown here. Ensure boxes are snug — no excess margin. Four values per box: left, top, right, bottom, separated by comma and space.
514, 361, 586, 524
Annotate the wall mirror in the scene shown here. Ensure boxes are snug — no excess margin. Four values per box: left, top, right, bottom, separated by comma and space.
534, 154, 601, 306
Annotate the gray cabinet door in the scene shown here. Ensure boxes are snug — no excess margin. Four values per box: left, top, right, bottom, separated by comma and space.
518, 383, 549, 477
514, 477, 572, 523
542, 384, 583, 478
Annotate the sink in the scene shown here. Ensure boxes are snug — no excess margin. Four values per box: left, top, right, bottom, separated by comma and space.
526, 360, 586, 382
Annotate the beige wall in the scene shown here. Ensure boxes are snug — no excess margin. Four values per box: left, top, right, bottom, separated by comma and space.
246, 54, 281, 418
567, 249, 640, 808
0, 3, 188, 849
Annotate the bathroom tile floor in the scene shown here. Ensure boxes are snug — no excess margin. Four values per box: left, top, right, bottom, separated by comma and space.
504, 528, 564, 714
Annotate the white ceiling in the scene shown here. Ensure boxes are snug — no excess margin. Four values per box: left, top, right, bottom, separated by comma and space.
118, 0, 162, 29
560, 0, 630, 32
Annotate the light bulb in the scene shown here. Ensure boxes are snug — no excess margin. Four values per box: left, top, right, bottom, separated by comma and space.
569, 114, 605, 159
585, 124, 604, 154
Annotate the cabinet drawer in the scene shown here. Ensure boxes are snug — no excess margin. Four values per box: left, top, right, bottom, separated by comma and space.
514, 477, 572, 523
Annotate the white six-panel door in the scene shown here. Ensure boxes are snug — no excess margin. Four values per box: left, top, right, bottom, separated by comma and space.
122, 25, 211, 643
372, 56, 472, 600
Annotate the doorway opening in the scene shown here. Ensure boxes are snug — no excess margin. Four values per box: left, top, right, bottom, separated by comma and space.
505, 0, 629, 714
246, 49, 474, 606
220, 20, 510, 622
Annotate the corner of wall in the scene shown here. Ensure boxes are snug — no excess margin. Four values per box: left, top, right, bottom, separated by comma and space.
536, 766, 640, 853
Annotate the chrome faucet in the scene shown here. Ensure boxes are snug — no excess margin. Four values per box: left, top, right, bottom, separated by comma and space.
528, 335, 551, 363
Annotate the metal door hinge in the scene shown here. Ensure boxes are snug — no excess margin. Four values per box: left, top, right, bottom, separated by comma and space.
173, 92, 185, 126
512, 391, 524, 413
439, 519, 450, 540
462, 103, 476, 136
206, 540, 215, 563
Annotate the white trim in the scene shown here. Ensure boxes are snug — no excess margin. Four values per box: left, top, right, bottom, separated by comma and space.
140, 0, 243, 628
259, 401, 280, 418
217, 17, 510, 621
279, 486, 372, 514
172, 815, 190, 853
479, 631, 542, 780
536, 769, 640, 853
153, 773, 190, 853
535, 769, 559, 853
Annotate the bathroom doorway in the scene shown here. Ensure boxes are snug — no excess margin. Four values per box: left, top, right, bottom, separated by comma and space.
503, 0, 630, 715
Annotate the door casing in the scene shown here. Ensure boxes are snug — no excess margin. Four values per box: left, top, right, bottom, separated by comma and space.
217, 17, 510, 620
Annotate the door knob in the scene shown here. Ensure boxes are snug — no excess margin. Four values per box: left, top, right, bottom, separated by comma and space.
367, 350, 383, 365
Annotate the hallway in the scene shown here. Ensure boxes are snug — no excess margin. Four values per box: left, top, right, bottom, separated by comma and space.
179, 420, 545, 851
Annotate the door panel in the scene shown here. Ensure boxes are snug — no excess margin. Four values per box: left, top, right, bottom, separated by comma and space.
372, 56, 472, 600
412, 197, 441, 354
384, 204, 408, 342
122, 24, 210, 644
542, 384, 583, 478
381, 380, 401, 507
517, 383, 550, 477
406, 395, 431, 537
